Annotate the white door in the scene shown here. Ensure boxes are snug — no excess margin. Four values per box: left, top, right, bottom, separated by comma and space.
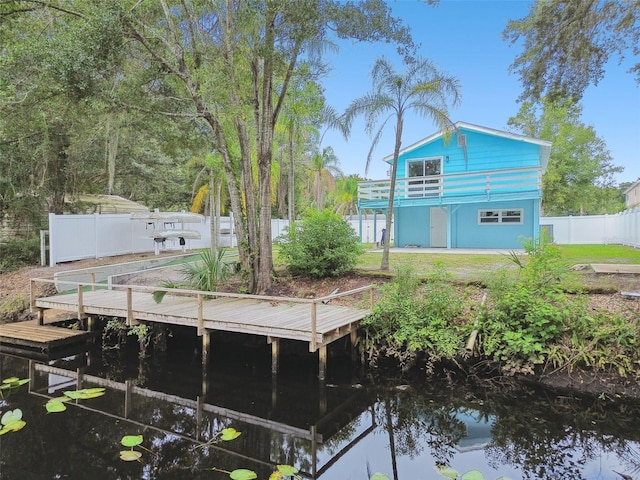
430, 207, 447, 248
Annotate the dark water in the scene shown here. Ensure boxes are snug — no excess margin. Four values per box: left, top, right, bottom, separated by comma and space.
1, 332, 639, 480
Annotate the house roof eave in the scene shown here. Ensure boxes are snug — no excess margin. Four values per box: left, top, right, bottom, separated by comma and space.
623, 178, 640, 194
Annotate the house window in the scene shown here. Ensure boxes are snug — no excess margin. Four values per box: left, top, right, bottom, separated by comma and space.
407, 157, 442, 197
478, 209, 523, 224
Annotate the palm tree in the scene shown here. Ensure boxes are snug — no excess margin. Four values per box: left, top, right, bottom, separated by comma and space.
189, 153, 227, 256
334, 175, 360, 216
310, 146, 343, 210
345, 57, 461, 270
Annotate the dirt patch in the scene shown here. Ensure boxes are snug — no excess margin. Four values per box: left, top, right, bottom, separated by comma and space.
534, 366, 640, 399
0, 253, 178, 320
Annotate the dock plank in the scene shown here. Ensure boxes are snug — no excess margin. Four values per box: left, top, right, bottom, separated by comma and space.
0, 321, 96, 352
34, 286, 372, 350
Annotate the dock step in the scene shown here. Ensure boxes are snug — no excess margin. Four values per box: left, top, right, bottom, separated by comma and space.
620, 291, 640, 300
0, 321, 96, 352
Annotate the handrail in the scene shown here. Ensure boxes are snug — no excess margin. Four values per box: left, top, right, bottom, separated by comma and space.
30, 277, 375, 349
31, 277, 374, 306
358, 166, 542, 201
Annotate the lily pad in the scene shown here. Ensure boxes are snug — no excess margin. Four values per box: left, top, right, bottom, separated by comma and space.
229, 469, 258, 480
45, 400, 67, 413
119, 450, 143, 462
370, 474, 391, 480
121, 434, 144, 447
277, 465, 299, 476
1, 377, 29, 387
461, 470, 486, 480
64, 387, 106, 400
220, 427, 241, 441
0, 419, 26, 435
436, 465, 460, 479
0, 409, 26, 434
1, 409, 22, 426
0, 377, 29, 393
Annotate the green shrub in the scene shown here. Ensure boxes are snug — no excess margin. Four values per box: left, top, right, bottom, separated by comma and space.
153, 249, 233, 303
0, 296, 29, 323
549, 308, 640, 378
480, 234, 581, 373
277, 209, 364, 278
180, 249, 233, 291
362, 263, 465, 370
0, 237, 40, 273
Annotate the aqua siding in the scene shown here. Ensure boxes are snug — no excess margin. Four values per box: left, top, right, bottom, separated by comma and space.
451, 200, 538, 249
394, 205, 430, 247
395, 129, 542, 179
393, 200, 539, 249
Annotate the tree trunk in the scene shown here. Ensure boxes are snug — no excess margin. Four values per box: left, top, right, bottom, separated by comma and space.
288, 122, 295, 223
106, 119, 119, 195
253, 6, 277, 294
209, 173, 221, 257
381, 117, 403, 271
48, 123, 70, 214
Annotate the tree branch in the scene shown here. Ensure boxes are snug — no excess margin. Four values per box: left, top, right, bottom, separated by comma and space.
0, 0, 85, 18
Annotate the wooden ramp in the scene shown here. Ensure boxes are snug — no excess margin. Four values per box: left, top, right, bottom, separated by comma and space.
590, 264, 640, 274
31, 279, 374, 379
0, 321, 96, 353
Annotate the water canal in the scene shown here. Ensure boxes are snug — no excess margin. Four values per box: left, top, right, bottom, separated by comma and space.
1, 333, 639, 480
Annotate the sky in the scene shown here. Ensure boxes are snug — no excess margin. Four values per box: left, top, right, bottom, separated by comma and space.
320, 0, 640, 185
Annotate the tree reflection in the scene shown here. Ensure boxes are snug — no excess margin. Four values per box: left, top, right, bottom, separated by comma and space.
3, 351, 640, 479
374, 387, 466, 468
365, 376, 640, 480
484, 388, 640, 480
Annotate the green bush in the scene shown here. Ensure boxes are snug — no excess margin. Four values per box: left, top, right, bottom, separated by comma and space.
153, 249, 233, 303
362, 263, 465, 370
480, 234, 581, 373
548, 308, 640, 378
180, 249, 233, 291
277, 209, 364, 278
0, 295, 29, 323
0, 237, 40, 273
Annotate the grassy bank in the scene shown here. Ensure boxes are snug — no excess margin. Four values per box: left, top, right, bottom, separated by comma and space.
357, 241, 640, 384
347, 244, 640, 289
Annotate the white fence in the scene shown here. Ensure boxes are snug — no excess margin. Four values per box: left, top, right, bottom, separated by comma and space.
46, 213, 390, 266
541, 207, 640, 248
48, 209, 637, 266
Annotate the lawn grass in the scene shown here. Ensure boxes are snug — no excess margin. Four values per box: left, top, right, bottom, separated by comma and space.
557, 244, 640, 264
356, 251, 514, 279
351, 244, 640, 285
275, 243, 640, 290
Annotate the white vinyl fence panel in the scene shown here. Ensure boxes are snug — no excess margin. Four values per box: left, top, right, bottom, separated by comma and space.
49, 213, 158, 266
48, 209, 638, 266
541, 207, 639, 248
48, 213, 267, 265
620, 207, 640, 248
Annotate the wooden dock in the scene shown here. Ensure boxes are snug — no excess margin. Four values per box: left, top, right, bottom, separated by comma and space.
0, 321, 97, 357
29, 279, 374, 379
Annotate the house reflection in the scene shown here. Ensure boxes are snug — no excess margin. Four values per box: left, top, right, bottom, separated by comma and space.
454, 408, 495, 453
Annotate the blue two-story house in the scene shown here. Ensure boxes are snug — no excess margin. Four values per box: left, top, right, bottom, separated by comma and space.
357, 122, 552, 249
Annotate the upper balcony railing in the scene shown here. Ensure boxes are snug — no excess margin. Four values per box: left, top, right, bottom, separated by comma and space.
358, 166, 542, 203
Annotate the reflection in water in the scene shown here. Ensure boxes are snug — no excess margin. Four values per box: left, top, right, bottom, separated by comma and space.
0, 341, 639, 480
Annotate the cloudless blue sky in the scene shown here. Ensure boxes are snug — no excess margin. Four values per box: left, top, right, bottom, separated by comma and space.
320, 0, 640, 185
